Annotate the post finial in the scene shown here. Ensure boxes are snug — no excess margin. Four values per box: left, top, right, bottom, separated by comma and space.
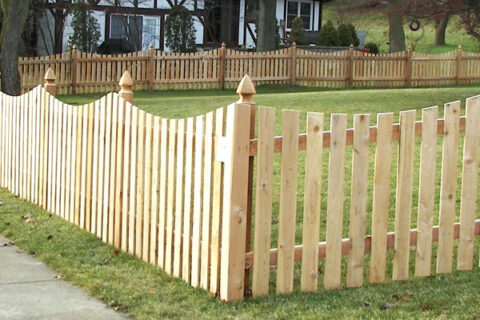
72, 44, 77, 50
292, 41, 297, 47
149, 43, 153, 50
349, 44, 354, 49
408, 45, 413, 51
221, 42, 226, 48
236, 73, 256, 105
119, 71, 134, 103
44, 67, 57, 96
458, 44, 463, 50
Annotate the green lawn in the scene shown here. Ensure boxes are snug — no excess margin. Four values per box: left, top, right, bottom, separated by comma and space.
2, 85, 480, 319
322, 4, 480, 54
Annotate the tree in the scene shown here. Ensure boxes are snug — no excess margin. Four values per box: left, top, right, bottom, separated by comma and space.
388, 0, 406, 52
0, 0, 30, 95
68, 1, 101, 53
165, 5, 197, 52
287, 17, 307, 45
256, 0, 277, 51
435, 14, 450, 46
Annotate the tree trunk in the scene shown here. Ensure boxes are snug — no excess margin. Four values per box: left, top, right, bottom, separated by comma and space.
256, 0, 276, 52
0, 0, 30, 95
434, 14, 449, 46
388, 0, 405, 53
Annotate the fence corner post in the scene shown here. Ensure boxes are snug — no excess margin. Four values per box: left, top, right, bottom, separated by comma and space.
219, 74, 255, 302
405, 45, 413, 88
119, 71, 134, 103
290, 42, 297, 86
219, 42, 227, 90
44, 67, 57, 96
456, 44, 463, 86
348, 44, 354, 88
147, 43, 154, 91
71, 44, 78, 95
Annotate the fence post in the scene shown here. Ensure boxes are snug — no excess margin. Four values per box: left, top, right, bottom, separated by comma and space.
456, 45, 463, 86
219, 74, 254, 302
147, 43, 154, 91
219, 42, 227, 90
44, 67, 57, 96
119, 71, 134, 103
70, 45, 78, 94
290, 42, 297, 86
405, 45, 413, 88
348, 44, 354, 88
236, 74, 256, 296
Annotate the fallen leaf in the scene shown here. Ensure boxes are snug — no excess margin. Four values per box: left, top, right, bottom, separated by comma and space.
422, 304, 431, 311
103, 258, 109, 265
53, 275, 63, 279
364, 302, 371, 307
1, 241, 14, 247
114, 249, 120, 255
0, 201, 4, 206
22, 214, 33, 224
148, 288, 156, 295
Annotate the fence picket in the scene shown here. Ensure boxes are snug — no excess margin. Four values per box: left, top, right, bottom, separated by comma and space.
182, 117, 195, 283
276, 110, 300, 294
300, 112, 324, 292
165, 119, 177, 275
346, 114, 370, 288
415, 106, 438, 277
437, 101, 460, 274
149, 116, 161, 263
200, 112, 215, 289
458, 96, 480, 270
174, 118, 186, 277
324, 113, 348, 290
252, 107, 276, 297
143, 114, 153, 261
191, 115, 205, 287
136, 110, 146, 258
392, 110, 416, 281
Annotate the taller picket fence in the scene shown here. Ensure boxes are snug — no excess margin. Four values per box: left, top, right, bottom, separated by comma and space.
1, 72, 480, 302
17, 44, 480, 94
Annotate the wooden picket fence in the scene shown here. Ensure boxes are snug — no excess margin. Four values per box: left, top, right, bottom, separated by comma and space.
1, 73, 480, 302
16, 44, 480, 94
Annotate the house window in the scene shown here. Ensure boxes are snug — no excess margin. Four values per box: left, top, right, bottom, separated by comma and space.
286, 0, 313, 31
110, 14, 143, 50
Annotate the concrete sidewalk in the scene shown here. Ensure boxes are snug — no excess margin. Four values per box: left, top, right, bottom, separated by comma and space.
0, 234, 129, 320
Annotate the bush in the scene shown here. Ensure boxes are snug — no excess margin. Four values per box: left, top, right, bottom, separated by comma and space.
365, 42, 379, 54
317, 21, 339, 46
347, 23, 360, 47
287, 17, 307, 45
165, 5, 197, 53
338, 24, 352, 46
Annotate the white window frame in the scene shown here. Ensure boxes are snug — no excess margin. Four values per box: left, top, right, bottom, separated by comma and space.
285, 0, 314, 32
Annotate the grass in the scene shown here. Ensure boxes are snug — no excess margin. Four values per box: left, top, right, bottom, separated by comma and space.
322, 4, 480, 54
3, 84, 480, 319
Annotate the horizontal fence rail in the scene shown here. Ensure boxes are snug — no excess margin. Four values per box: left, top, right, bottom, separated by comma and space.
1, 75, 480, 302
13, 44, 480, 94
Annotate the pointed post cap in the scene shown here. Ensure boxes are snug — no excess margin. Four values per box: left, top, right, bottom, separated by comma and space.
292, 41, 297, 47
119, 71, 134, 103
72, 44, 77, 50
119, 71, 133, 88
349, 44, 354, 49
221, 42, 226, 48
458, 44, 463, 50
44, 67, 56, 81
44, 68, 57, 96
236, 74, 256, 105
148, 43, 153, 50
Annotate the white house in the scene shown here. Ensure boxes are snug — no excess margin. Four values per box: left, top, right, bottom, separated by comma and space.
36, 0, 324, 56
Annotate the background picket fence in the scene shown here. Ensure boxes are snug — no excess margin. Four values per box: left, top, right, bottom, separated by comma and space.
16, 44, 480, 94
1, 73, 480, 302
